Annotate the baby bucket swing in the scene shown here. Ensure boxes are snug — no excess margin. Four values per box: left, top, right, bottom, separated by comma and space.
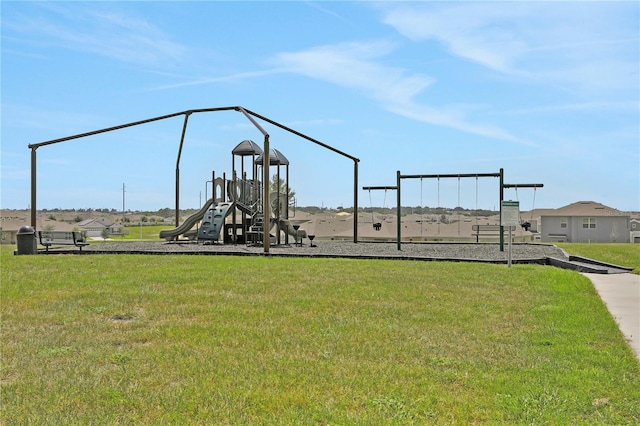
515, 186, 537, 231
368, 188, 388, 231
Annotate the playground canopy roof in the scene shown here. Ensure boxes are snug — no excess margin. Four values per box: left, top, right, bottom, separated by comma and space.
232, 139, 263, 156
255, 148, 289, 166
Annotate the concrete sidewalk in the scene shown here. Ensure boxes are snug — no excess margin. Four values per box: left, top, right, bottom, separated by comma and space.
584, 273, 640, 361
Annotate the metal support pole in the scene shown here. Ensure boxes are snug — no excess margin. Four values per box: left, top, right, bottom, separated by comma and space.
263, 135, 270, 253
397, 170, 402, 251
276, 165, 281, 245
285, 164, 290, 245
30, 147, 37, 229
122, 183, 126, 222
508, 226, 513, 267
354, 161, 358, 243
499, 168, 504, 252
222, 172, 226, 200
231, 155, 236, 243
401, 172, 501, 179
212, 171, 216, 201
503, 184, 544, 189
175, 113, 191, 230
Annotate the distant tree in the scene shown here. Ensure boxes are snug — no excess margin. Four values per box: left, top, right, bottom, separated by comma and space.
74, 215, 83, 223
48, 215, 57, 221
157, 208, 175, 218
101, 227, 109, 240
269, 174, 296, 203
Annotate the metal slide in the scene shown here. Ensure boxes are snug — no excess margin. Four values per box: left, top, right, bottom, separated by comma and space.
159, 198, 215, 241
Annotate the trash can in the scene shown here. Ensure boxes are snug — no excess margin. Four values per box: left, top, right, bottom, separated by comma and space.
16, 226, 37, 255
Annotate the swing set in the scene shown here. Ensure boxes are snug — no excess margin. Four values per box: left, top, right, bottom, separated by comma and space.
363, 168, 543, 251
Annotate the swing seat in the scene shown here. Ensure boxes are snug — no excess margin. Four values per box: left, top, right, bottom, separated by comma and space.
373, 222, 382, 231
520, 221, 531, 231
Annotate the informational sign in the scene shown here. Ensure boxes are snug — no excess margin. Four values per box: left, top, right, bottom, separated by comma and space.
501, 200, 520, 227
501, 200, 519, 268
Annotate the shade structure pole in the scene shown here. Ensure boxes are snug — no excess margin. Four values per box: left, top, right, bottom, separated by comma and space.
175, 113, 191, 231
285, 163, 290, 245
353, 160, 358, 243
397, 170, 402, 251
499, 168, 504, 252
262, 135, 270, 252
30, 147, 37, 229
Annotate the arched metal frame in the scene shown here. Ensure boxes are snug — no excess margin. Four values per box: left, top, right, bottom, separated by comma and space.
27, 106, 360, 253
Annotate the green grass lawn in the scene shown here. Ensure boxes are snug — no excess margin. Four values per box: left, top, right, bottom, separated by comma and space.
107, 224, 174, 241
2, 245, 639, 424
557, 243, 640, 274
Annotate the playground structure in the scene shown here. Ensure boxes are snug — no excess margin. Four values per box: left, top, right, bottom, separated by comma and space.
159, 140, 308, 246
26, 106, 360, 253
363, 168, 543, 251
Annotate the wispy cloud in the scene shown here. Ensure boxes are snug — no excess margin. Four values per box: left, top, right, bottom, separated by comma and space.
379, 2, 639, 91
303, 1, 356, 27
381, 3, 530, 73
145, 69, 287, 91
272, 41, 434, 105
500, 101, 640, 115
2, 104, 106, 138
4, 3, 186, 67
284, 118, 344, 128
270, 41, 532, 146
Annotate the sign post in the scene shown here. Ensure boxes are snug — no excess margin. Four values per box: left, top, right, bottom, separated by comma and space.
501, 200, 519, 267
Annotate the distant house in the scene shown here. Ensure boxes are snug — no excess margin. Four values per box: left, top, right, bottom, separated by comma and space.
630, 218, 640, 244
1, 215, 78, 244
77, 218, 124, 237
540, 201, 630, 243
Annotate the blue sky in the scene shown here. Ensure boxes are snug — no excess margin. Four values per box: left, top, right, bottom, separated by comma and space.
2, 1, 638, 212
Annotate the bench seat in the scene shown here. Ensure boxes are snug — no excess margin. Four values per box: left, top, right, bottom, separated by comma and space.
471, 224, 514, 242
38, 230, 89, 252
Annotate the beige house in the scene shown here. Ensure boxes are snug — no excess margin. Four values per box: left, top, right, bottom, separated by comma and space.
539, 201, 630, 243
77, 218, 125, 237
630, 218, 640, 243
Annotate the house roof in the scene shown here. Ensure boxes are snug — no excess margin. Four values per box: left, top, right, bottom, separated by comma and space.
78, 218, 116, 227
542, 201, 627, 217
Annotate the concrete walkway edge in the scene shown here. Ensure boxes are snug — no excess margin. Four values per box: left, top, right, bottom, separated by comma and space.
584, 272, 640, 361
